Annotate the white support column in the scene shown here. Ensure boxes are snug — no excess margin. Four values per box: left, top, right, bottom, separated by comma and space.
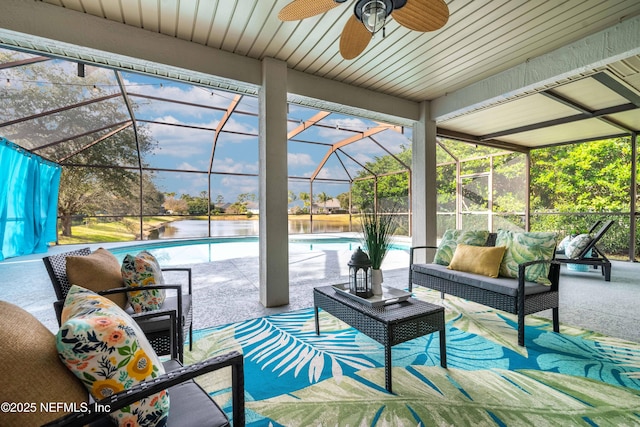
411, 101, 438, 263
259, 57, 289, 307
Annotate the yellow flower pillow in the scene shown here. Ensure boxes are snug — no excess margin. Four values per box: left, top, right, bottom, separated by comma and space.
121, 251, 166, 313
56, 285, 169, 427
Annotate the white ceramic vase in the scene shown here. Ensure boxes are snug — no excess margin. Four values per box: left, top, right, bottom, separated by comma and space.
371, 268, 384, 295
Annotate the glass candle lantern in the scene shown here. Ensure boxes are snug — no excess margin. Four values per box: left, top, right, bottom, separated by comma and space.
348, 247, 373, 298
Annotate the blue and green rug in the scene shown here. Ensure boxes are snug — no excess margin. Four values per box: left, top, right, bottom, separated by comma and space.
185, 287, 640, 426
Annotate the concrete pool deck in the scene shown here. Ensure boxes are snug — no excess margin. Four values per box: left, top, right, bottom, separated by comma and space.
1, 233, 639, 345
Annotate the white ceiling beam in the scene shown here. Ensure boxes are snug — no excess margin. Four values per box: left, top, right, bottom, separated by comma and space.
432, 15, 640, 122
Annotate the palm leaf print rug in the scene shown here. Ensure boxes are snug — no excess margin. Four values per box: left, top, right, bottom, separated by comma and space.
185, 287, 640, 426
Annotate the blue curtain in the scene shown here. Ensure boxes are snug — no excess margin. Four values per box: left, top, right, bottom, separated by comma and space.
0, 137, 61, 260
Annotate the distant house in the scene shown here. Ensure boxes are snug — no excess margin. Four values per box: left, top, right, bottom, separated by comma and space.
312, 198, 342, 214
245, 201, 259, 215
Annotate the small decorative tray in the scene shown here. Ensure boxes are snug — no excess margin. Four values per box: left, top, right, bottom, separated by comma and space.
332, 283, 412, 307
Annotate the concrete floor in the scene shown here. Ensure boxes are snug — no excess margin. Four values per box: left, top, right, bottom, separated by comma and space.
1, 236, 638, 343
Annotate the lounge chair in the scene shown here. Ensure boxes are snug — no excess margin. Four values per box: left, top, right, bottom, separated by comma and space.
555, 220, 614, 281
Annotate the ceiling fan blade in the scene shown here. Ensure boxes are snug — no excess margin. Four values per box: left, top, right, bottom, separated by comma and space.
392, 0, 449, 32
339, 15, 372, 60
278, 0, 340, 21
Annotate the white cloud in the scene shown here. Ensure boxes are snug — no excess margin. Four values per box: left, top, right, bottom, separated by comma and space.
288, 152, 314, 166
213, 157, 258, 174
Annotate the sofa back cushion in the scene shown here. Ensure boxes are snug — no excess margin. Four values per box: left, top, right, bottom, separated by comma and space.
434, 229, 491, 266
496, 230, 557, 284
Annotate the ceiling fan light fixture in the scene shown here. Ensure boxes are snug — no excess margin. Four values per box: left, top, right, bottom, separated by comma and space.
357, 0, 392, 34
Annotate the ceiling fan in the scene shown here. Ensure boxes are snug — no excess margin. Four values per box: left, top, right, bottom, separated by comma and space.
278, 0, 449, 60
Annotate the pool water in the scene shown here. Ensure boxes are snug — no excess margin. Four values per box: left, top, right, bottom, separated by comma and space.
109, 237, 407, 266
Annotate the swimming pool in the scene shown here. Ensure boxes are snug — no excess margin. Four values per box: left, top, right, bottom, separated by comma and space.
109, 236, 408, 266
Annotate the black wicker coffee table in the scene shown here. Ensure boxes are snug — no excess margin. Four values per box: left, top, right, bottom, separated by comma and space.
313, 285, 447, 393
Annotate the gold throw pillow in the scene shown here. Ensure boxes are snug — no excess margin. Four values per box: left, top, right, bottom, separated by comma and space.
448, 244, 507, 278
66, 247, 127, 308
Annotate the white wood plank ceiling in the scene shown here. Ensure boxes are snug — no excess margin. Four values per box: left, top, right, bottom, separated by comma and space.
16, 0, 640, 148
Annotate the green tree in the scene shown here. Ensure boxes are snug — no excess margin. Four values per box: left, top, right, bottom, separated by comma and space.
298, 192, 311, 212
336, 192, 350, 210
226, 193, 256, 214
351, 146, 411, 211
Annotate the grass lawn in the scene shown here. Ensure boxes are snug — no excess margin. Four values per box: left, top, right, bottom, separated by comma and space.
58, 217, 179, 245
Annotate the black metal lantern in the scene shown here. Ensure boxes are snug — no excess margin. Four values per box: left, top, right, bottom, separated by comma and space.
348, 247, 373, 298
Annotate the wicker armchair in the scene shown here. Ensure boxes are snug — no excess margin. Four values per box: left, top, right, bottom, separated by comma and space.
43, 352, 245, 427
43, 247, 193, 362
0, 300, 244, 427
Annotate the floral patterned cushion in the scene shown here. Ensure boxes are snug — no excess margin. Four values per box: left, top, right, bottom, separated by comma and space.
564, 233, 592, 259
433, 229, 490, 266
57, 285, 169, 427
121, 251, 166, 313
496, 230, 557, 284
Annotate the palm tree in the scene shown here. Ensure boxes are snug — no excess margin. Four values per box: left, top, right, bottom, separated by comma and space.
316, 192, 331, 213
298, 192, 311, 212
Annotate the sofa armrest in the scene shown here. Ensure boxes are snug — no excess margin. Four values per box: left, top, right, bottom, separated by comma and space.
516, 259, 561, 316
42, 351, 245, 427
409, 245, 439, 265
408, 246, 439, 291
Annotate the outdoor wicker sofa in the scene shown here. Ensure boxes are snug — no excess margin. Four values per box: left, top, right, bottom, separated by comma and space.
409, 232, 561, 347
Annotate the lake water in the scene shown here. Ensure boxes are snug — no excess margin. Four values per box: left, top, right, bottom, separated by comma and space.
155, 218, 354, 239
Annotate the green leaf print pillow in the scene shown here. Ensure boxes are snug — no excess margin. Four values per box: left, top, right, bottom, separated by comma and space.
496, 230, 557, 284
433, 229, 490, 266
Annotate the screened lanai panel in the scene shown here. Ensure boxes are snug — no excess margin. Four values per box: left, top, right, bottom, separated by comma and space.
122, 73, 238, 112
288, 105, 330, 125
221, 109, 259, 139
314, 154, 352, 181
152, 170, 208, 202
1, 95, 129, 152
235, 95, 258, 115
0, 50, 121, 120
369, 127, 413, 153
59, 167, 141, 217
35, 124, 133, 163
493, 152, 526, 230
311, 181, 350, 201
317, 113, 376, 133
339, 139, 401, 176
64, 126, 140, 168
293, 122, 360, 144
210, 174, 259, 219
131, 96, 227, 124
139, 122, 213, 171
288, 140, 333, 178
211, 134, 258, 175
333, 148, 374, 179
